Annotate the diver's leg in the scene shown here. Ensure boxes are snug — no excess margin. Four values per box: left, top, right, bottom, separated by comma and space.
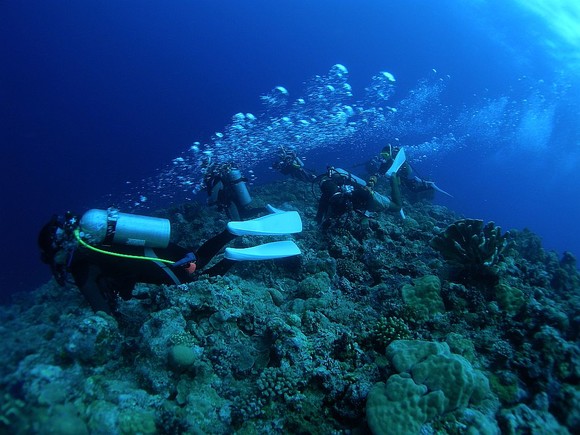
316, 193, 332, 224
316, 179, 338, 224
80, 266, 115, 314
202, 259, 236, 277
389, 174, 403, 211
194, 230, 237, 269
227, 202, 241, 221
371, 191, 392, 211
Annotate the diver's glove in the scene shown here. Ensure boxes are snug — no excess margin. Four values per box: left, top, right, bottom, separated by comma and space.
172, 252, 197, 273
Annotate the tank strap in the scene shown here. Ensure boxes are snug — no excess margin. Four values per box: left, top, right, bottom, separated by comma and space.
103, 209, 119, 246
144, 247, 181, 285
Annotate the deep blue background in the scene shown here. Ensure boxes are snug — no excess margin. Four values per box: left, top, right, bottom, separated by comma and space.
1, 1, 579, 302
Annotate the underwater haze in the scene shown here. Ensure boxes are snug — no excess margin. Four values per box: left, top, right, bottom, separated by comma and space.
2, 0, 580, 300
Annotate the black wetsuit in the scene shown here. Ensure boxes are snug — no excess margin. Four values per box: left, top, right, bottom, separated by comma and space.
206, 176, 265, 221
371, 157, 433, 194
316, 172, 374, 224
68, 229, 236, 314
274, 157, 317, 183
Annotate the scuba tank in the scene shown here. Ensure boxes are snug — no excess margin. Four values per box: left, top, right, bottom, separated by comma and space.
224, 168, 252, 207
333, 168, 367, 187
79, 208, 171, 248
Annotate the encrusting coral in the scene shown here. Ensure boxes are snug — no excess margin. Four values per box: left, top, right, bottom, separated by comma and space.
366, 340, 498, 435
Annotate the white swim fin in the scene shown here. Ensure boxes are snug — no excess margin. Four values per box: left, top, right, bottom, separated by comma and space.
426, 181, 453, 198
224, 241, 301, 261
266, 204, 285, 214
227, 211, 302, 236
385, 147, 407, 177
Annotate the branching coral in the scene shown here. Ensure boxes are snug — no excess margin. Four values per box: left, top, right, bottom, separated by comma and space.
0, 393, 26, 430
431, 219, 508, 276
369, 317, 412, 351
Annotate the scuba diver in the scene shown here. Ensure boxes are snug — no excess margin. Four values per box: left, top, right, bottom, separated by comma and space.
272, 147, 408, 225
38, 207, 302, 314
272, 147, 317, 183
315, 162, 404, 225
366, 144, 452, 199
203, 162, 259, 221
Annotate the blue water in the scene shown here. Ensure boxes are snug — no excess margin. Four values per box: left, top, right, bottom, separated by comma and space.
2, 0, 579, 301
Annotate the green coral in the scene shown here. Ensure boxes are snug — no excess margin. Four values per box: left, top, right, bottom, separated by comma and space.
336, 258, 371, 283
551, 251, 580, 292
445, 333, 476, 363
401, 275, 444, 320
369, 316, 411, 350
40, 404, 89, 435
411, 353, 488, 411
119, 409, 157, 435
366, 340, 497, 435
494, 282, 525, 315
296, 272, 331, 298
488, 373, 519, 405
0, 393, 26, 430
257, 367, 301, 403
431, 219, 508, 275
168, 344, 197, 372
367, 373, 446, 435
170, 332, 197, 346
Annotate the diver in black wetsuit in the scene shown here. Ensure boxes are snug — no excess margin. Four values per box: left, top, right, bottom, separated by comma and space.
38, 208, 302, 314
271, 148, 405, 225
203, 162, 262, 221
272, 147, 317, 183
366, 144, 452, 200
315, 167, 403, 225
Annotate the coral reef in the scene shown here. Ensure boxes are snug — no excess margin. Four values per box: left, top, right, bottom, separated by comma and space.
368, 316, 412, 351
366, 340, 499, 435
431, 218, 509, 282
401, 274, 444, 320
0, 179, 578, 433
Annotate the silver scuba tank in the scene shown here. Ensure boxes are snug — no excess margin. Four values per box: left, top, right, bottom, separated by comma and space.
79, 208, 171, 248
224, 168, 252, 207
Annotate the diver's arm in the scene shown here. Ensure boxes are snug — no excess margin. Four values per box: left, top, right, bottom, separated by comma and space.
75, 264, 113, 314
316, 177, 338, 223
